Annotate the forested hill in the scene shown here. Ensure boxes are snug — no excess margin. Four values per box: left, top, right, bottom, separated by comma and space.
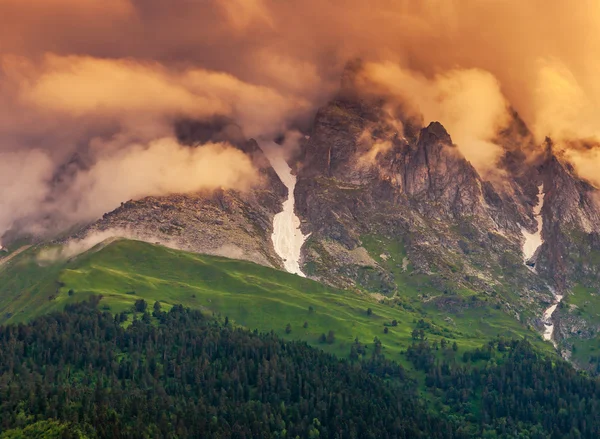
0, 299, 450, 439
0, 300, 599, 438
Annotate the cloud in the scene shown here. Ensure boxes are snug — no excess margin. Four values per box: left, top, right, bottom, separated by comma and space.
0, 54, 304, 241
0, 149, 54, 235
358, 62, 510, 176
563, 146, 600, 189
11, 138, 259, 239
4, 0, 600, 145
0, 0, 134, 56
36, 229, 127, 263
358, 139, 394, 168
217, 0, 274, 30
3, 0, 600, 239
60, 138, 259, 220
18, 56, 214, 117
7, 54, 307, 138
0, 0, 132, 13
533, 60, 600, 143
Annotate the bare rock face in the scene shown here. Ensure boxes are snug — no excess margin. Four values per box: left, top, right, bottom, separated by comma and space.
296, 98, 549, 313
75, 188, 283, 267
536, 144, 600, 290
292, 79, 600, 364
72, 137, 288, 269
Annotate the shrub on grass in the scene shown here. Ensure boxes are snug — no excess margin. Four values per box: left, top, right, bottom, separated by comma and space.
134, 299, 148, 313
326, 330, 335, 344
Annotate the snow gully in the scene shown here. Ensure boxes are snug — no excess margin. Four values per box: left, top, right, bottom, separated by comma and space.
521, 184, 563, 344
260, 141, 309, 277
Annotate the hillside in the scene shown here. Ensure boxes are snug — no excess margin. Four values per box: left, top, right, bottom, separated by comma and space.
0, 302, 450, 439
0, 239, 551, 362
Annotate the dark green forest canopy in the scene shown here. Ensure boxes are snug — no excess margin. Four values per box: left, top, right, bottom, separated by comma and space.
0, 300, 598, 438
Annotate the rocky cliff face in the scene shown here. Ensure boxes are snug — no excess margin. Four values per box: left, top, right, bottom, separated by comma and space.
294, 93, 600, 343
536, 146, 600, 287
72, 138, 288, 269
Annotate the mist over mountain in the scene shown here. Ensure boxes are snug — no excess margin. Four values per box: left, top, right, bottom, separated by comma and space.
3, 0, 600, 242
17, 60, 593, 368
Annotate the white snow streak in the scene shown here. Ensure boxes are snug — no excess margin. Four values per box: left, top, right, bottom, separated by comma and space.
260, 141, 309, 277
522, 185, 545, 263
542, 293, 564, 345
519, 185, 565, 344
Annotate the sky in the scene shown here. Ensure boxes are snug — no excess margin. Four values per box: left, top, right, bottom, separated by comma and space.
2, 0, 600, 240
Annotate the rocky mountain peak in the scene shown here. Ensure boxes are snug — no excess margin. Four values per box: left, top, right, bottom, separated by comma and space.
419, 121, 452, 146
293, 92, 550, 299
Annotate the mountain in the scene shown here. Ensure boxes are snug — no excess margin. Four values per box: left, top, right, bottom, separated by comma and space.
4, 69, 600, 371
2, 94, 600, 433
70, 138, 288, 269
292, 90, 600, 366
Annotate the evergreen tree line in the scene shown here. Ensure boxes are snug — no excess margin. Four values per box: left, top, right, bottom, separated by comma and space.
407, 337, 600, 438
1, 299, 599, 438
0, 300, 455, 439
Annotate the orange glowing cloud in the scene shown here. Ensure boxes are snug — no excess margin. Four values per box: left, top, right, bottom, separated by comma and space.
357, 62, 510, 177
0, 0, 134, 55
4, 54, 309, 138
4, 0, 600, 237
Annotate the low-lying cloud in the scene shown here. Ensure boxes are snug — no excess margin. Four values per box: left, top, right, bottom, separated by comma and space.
357, 63, 510, 177
0, 54, 306, 242
5, 54, 308, 138
55, 138, 259, 222
0, 138, 258, 239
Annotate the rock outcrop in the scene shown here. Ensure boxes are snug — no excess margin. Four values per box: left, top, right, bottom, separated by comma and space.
71, 138, 288, 269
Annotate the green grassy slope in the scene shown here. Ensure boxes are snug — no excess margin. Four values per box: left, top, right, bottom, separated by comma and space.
0, 239, 552, 361
561, 284, 600, 368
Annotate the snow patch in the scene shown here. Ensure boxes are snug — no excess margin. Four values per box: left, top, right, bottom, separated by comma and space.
260, 141, 309, 277
580, 214, 593, 233
402, 257, 409, 272
542, 293, 564, 345
522, 185, 545, 263
519, 185, 565, 345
